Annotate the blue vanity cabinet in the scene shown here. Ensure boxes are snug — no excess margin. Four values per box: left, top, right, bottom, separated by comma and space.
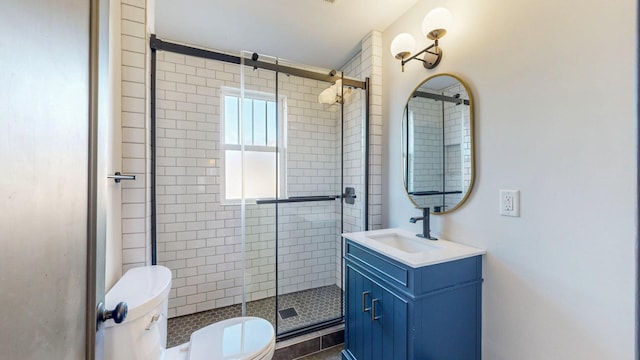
342, 239, 483, 360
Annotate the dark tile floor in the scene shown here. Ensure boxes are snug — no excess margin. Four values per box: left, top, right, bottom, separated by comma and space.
167, 285, 343, 347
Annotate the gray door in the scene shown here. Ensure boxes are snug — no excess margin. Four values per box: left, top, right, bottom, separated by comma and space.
0, 0, 108, 359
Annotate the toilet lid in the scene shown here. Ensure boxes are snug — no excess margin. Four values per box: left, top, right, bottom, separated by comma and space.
188, 317, 275, 360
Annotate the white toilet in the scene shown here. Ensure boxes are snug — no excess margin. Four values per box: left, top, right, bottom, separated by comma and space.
104, 265, 275, 360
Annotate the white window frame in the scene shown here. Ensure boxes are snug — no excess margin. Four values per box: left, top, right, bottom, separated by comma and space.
219, 87, 287, 204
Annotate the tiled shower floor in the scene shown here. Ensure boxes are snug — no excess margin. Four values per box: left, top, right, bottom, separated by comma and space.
167, 285, 343, 347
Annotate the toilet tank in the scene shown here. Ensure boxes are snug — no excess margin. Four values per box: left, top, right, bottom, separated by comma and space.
104, 265, 172, 360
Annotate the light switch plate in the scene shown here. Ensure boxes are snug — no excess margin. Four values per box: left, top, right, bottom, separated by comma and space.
500, 189, 520, 217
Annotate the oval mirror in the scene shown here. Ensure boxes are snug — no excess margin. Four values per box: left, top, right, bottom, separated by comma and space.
402, 74, 475, 214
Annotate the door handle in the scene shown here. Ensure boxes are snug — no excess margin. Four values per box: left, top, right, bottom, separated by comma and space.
371, 298, 381, 321
362, 291, 370, 312
96, 301, 128, 330
107, 172, 136, 183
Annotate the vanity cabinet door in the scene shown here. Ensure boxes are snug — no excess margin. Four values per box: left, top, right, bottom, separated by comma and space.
344, 264, 408, 360
370, 280, 408, 360
344, 264, 373, 360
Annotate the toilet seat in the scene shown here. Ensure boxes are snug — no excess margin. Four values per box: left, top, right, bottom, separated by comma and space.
170, 316, 275, 360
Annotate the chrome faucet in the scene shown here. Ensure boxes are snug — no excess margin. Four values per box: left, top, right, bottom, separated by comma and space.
409, 208, 437, 240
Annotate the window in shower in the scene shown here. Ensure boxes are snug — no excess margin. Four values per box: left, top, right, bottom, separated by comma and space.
220, 87, 286, 203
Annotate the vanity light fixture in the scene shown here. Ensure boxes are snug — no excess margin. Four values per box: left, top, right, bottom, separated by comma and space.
390, 7, 453, 72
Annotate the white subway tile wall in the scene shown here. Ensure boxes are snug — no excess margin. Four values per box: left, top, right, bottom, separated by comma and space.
361, 31, 383, 230
341, 51, 365, 235
409, 97, 444, 194
121, 0, 151, 272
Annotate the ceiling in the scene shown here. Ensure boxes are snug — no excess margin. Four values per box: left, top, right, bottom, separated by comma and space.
154, 0, 419, 70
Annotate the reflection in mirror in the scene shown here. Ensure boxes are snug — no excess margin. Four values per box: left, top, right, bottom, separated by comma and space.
402, 74, 474, 214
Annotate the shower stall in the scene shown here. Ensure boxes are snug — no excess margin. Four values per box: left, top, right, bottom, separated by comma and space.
150, 36, 369, 345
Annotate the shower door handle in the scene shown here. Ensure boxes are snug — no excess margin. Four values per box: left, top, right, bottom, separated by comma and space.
255, 195, 339, 204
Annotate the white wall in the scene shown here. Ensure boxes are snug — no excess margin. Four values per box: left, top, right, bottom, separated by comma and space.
383, 0, 636, 359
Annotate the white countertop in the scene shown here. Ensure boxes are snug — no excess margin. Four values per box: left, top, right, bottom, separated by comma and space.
342, 228, 486, 268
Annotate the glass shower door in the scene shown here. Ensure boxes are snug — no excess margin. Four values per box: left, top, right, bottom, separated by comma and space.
238, 55, 367, 337
272, 70, 366, 336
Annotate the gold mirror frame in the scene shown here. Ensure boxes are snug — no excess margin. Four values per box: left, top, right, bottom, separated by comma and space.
401, 73, 475, 214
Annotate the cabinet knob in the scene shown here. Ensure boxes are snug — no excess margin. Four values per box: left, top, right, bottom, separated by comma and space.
371, 298, 381, 321
362, 291, 371, 312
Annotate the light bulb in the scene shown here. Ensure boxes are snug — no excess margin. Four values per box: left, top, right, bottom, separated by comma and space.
422, 7, 453, 40
390, 33, 415, 60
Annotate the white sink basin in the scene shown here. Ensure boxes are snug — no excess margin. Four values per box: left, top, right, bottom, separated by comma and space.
366, 232, 440, 253
342, 228, 485, 268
